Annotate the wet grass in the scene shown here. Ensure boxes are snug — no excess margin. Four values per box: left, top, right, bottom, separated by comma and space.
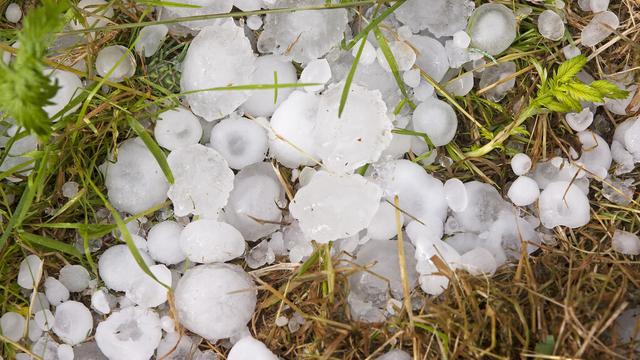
1, 0, 640, 359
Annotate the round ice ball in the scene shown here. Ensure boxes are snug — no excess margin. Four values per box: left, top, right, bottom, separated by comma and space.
95, 306, 162, 360
43, 69, 83, 120
58, 264, 90, 293
507, 176, 540, 206
228, 336, 278, 360
410, 35, 450, 82
147, 220, 185, 265
241, 55, 298, 117
537, 10, 565, 41
53, 301, 93, 345
539, 181, 590, 228
209, 116, 268, 170
70, 0, 114, 30
469, 3, 517, 55
154, 108, 202, 151
179, 219, 245, 263
511, 153, 532, 175
5, 3, 22, 23
17, 254, 43, 290
98, 244, 154, 292
95, 45, 136, 83
366, 201, 403, 241
412, 98, 458, 146
174, 263, 257, 340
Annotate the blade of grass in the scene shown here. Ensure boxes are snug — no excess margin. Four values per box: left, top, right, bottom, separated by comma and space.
18, 232, 82, 259
127, 115, 174, 184
373, 27, 415, 109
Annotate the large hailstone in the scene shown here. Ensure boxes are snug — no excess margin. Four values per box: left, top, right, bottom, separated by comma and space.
268, 91, 320, 168
154, 108, 202, 151
289, 171, 382, 243
410, 35, 450, 82
167, 144, 235, 218
223, 162, 285, 241
228, 336, 278, 360
95, 307, 162, 360
395, 0, 474, 37
209, 116, 268, 170
241, 55, 298, 117
538, 181, 591, 229
313, 82, 393, 173
53, 301, 93, 345
468, 3, 517, 55
181, 19, 256, 121
43, 69, 83, 120
537, 10, 565, 41
147, 221, 186, 265
575, 130, 612, 179
58, 264, 90, 293
98, 244, 154, 292
104, 138, 169, 215
17, 254, 43, 289
581, 11, 619, 47
179, 219, 245, 263
162, 0, 234, 31
258, 0, 348, 64
453, 181, 513, 233
412, 98, 458, 146
126, 264, 172, 308
174, 264, 257, 340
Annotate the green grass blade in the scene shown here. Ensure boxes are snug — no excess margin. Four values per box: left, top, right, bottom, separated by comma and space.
127, 115, 174, 184
19, 232, 82, 259
373, 27, 415, 109
339, 37, 368, 117
345, 0, 408, 50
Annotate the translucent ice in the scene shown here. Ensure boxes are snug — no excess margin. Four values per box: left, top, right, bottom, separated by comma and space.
395, 0, 474, 37
538, 181, 590, 228
314, 82, 393, 173
469, 4, 517, 55
17, 254, 43, 290
181, 20, 255, 121
5, 3, 22, 23
43, 69, 83, 119
602, 176, 634, 205
562, 44, 581, 59
147, 221, 186, 265
105, 138, 169, 214
61, 181, 79, 198
179, 219, 245, 263
403, 69, 421, 88
174, 264, 257, 340
95, 306, 162, 360
53, 301, 93, 345
98, 244, 154, 292
34, 309, 55, 331
612, 229, 640, 255
154, 108, 203, 151
378, 349, 412, 360
57, 344, 74, 360
614, 307, 640, 346
410, 35, 450, 82
246, 240, 275, 269
453, 31, 471, 48
445, 71, 474, 96
167, 144, 235, 217
71, 0, 114, 30
444, 178, 468, 212
460, 247, 497, 275
126, 264, 172, 308
589, 0, 609, 12
0, 312, 24, 341
45, 277, 70, 306
511, 153, 532, 175
507, 176, 540, 206
376, 40, 416, 72
156, 332, 195, 360
299, 58, 331, 93
581, 11, 619, 47
135, 25, 168, 57
289, 171, 382, 243
537, 10, 565, 41
576, 130, 611, 179
258, 0, 348, 64
453, 181, 513, 233
412, 98, 458, 146
228, 336, 278, 360
209, 116, 268, 170
91, 288, 111, 315
352, 39, 377, 66
479, 61, 516, 102
566, 108, 594, 132
162, 0, 234, 30
58, 264, 90, 292
241, 55, 297, 117
366, 201, 402, 241
95, 45, 136, 83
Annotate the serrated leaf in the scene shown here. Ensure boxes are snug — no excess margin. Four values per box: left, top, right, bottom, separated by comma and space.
590, 80, 629, 100
552, 90, 582, 112
544, 100, 573, 112
531, 58, 548, 89
553, 55, 588, 84
564, 82, 604, 103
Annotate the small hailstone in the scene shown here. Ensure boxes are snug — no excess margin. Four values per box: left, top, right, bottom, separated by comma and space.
453, 181, 512, 232
95, 45, 136, 83
444, 178, 468, 212
5, 3, 22, 23
95, 307, 162, 360
181, 19, 255, 121
57, 344, 74, 360
246, 240, 275, 269
45, 277, 70, 306
31, 334, 59, 360
589, 0, 609, 12
445, 71, 474, 96
210, 116, 268, 170
413, 82, 435, 101
461, 247, 498, 276
167, 144, 235, 218
246, 15, 263, 30
71, 0, 114, 30
412, 98, 458, 146
162, 0, 233, 30
566, 108, 594, 132
555, 0, 566, 9
507, 176, 540, 206
299, 59, 331, 93
135, 24, 168, 57
154, 108, 203, 151
0, 312, 25, 341
126, 264, 171, 308
53, 301, 93, 345
174, 264, 257, 340
18, 254, 43, 289
314, 82, 393, 173
612, 229, 640, 255
395, 0, 474, 37
411, 35, 450, 82
562, 44, 581, 59
511, 153, 532, 175
180, 219, 245, 263
288, 312, 306, 333
602, 176, 634, 205
376, 41, 416, 72
156, 332, 195, 360
537, 10, 565, 41
105, 138, 169, 215
366, 201, 403, 241
576, 130, 612, 179
28, 319, 42, 342
378, 350, 412, 360
352, 39, 377, 65
34, 309, 55, 331
58, 264, 90, 292
275, 316, 288, 327
611, 141, 634, 175
160, 316, 175, 333
469, 3, 517, 55
453, 31, 471, 48
403, 69, 421, 88
33, 292, 50, 312
98, 244, 154, 292
581, 11, 619, 47
91, 288, 111, 314
61, 181, 79, 198
241, 55, 297, 117
539, 181, 591, 229
623, 119, 640, 156
479, 61, 517, 102
290, 171, 382, 243
228, 336, 278, 360
147, 221, 185, 265
44, 69, 84, 119
605, 85, 639, 115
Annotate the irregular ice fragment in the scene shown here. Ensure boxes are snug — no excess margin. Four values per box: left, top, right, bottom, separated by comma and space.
395, 0, 474, 37
566, 108, 594, 132
179, 219, 245, 263
126, 264, 172, 308
18, 254, 43, 290
154, 108, 202, 151
612, 229, 640, 255
45, 277, 70, 306
300, 59, 331, 93
95, 306, 162, 360
241, 55, 297, 117
228, 336, 278, 360
581, 11, 619, 47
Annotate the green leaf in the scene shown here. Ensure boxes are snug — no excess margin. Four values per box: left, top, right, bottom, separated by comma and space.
19, 232, 82, 259
564, 82, 604, 103
339, 37, 368, 117
535, 335, 555, 355
127, 116, 175, 184
373, 27, 413, 108
590, 80, 630, 100
553, 55, 587, 84
552, 89, 582, 112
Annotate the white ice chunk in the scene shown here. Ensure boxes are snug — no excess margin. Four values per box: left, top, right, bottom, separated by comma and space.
469, 3, 517, 55
162, 0, 234, 30
589, 0, 609, 12
614, 307, 640, 347
403, 69, 421, 88
395, 0, 474, 37
562, 44, 581, 59
605, 85, 639, 116
537, 10, 565, 41
352, 39, 377, 66
479, 61, 516, 102
98, 244, 154, 292
45, 277, 70, 306
511, 153, 532, 175
91, 288, 111, 315
61, 181, 79, 198
410, 35, 450, 82
576, 130, 611, 179
539, 181, 590, 228
57, 344, 74, 360
623, 118, 640, 157
445, 71, 474, 96
612, 229, 640, 255
1, 312, 25, 341
241, 55, 297, 117
53, 301, 93, 345
174, 264, 257, 340
376, 40, 416, 72
210, 116, 268, 170
290, 171, 382, 243
611, 140, 634, 175
5, 3, 22, 23
507, 176, 540, 206
154, 108, 202, 151
314, 82, 393, 173
246, 240, 275, 269
167, 144, 235, 217
18, 254, 43, 290
105, 138, 169, 214
246, 15, 263, 30
566, 108, 594, 132
95, 306, 162, 360
95, 45, 136, 83
228, 336, 278, 360
453, 181, 513, 232
43, 69, 83, 120
378, 349, 412, 360
581, 11, 619, 47
460, 247, 497, 276
300, 59, 331, 93
126, 264, 171, 308
180, 219, 245, 263
444, 178, 468, 212
34, 309, 55, 331
147, 221, 186, 265
156, 332, 195, 360
602, 176, 634, 205
412, 98, 458, 146
181, 20, 255, 121
71, 0, 114, 30
58, 264, 90, 292
366, 201, 402, 241
135, 25, 168, 58
453, 31, 471, 48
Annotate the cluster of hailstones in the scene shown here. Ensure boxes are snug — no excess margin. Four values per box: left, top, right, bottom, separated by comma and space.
2, 0, 640, 358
